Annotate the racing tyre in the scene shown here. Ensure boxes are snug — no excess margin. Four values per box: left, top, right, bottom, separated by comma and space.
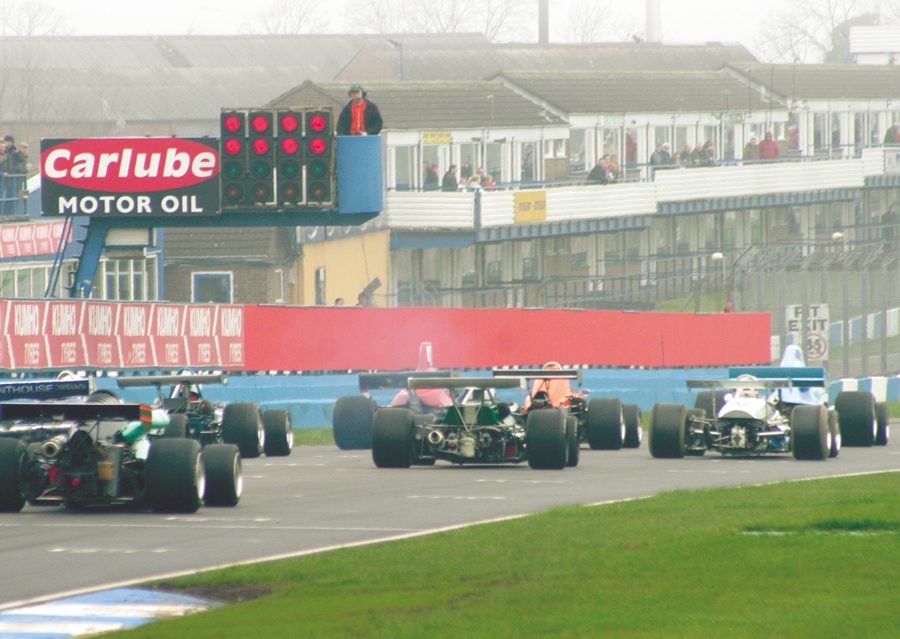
527, 409, 568, 470
332, 396, 377, 450
222, 402, 265, 458
791, 405, 829, 460
874, 402, 890, 446
623, 404, 643, 449
162, 414, 188, 438
0, 439, 26, 512
146, 439, 204, 513
649, 403, 687, 459
693, 391, 726, 420
262, 409, 293, 456
372, 408, 415, 468
684, 408, 706, 456
835, 391, 876, 447
586, 398, 625, 450
828, 411, 841, 458
565, 415, 580, 467
203, 444, 242, 507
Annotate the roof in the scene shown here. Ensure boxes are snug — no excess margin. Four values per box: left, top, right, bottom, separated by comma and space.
270, 80, 567, 129
730, 63, 900, 100
495, 70, 777, 114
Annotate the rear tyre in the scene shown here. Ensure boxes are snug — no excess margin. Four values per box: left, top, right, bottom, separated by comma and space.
0, 439, 26, 512
262, 409, 293, 456
791, 405, 829, 460
222, 403, 264, 458
527, 409, 567, 469
146, 439, 204, 513
372, 408, 415, 468
693, 391, 727, 420
828, 411, 841, 458
835, 391, 876, 447
874, 402, 890, 446
203, 444, 242, 507
565, 416, 580, 467
623, 404, 643, 449
586, 398, 625, 450
332, 396, 377, 450
162, 414, 188, 438
649, 403, 687, 459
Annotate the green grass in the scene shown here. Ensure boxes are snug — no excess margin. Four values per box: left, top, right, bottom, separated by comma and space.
107, 472, 900, 639
294, 427, 334, 446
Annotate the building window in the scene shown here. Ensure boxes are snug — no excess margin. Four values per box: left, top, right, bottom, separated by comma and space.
98, 256, 157, 301
193, 271, 232, 304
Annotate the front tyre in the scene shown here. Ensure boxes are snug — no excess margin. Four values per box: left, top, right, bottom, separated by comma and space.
565, 415, 580, 467
203, 444, 242, 507
586, 398, 625, 450
372, 408, 415, 468
623, 404, 643, 449
222, 403, 264, 458
649, 404, 687, 459
332, 396, 377, 450
835, 391, 876, 447
262, 409, 293, 456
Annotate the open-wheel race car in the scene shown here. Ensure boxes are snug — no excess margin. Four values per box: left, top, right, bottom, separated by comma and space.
116, 373, 293, 458
650, 354, 842, 460
0, 393, 241, 513
493, 364, 642, 451
372, 376, 579, 469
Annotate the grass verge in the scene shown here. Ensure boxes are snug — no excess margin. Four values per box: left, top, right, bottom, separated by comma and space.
294, 427, 334, 446
107, 472, 899, 639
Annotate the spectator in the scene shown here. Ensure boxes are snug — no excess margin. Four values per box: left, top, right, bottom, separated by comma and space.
460, 156, 473, 180
465, 174, 482, 191
521, 145, 534, 181
441, 165, 459, 191
758, 131, 780, 160
743, 137, 758, 161
482, 173, 496, 189
424, 163, 439, 190
334, 297, 345, 306
702, 141, 716, 165
607, 155, 620, 182
625, 134, 637, 167
356, 292, 371, 307
336, 84, 383, 136
689, 143, 705, 165
678, 144, 692, 165
650, 143, 671, 166
884, 124, 899, 145
586, 156, 609, 184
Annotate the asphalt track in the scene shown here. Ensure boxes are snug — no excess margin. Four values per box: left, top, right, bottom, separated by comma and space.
1, 437, 897, 609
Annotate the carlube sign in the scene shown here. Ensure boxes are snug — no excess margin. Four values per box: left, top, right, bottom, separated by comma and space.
40, 137, 219, 216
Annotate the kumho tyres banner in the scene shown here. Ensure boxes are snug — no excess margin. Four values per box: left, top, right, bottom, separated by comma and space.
0, 303, 767, 372
40, 137, 219, 216
0, 301, 244, 370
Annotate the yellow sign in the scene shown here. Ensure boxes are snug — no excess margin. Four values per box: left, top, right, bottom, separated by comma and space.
514, 190, 547, 223
422, 130, 452, 144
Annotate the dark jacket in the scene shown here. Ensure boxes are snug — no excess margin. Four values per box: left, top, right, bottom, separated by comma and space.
586, 164, 608, 185
336, 99, 383, 136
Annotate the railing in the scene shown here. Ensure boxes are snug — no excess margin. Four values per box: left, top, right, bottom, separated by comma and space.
0, 174, 29, 216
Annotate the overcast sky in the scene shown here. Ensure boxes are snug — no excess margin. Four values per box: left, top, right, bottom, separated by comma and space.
48, 0, 782, 49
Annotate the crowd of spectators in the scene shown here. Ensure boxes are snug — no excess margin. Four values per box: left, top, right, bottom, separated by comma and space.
0, 134, 29, 214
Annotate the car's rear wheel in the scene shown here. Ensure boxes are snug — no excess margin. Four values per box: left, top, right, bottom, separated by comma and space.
693, 391, 726, 420
0, 439, 26, 512
565, 415, 579, 467
146, 439, 204, 513
203, 444, 242, 507
222, 403, 264, 458
262, 409, 293, 456
835, 391, 876, 447
649, 403, 687, 459
791, 405, 829, 460
163, 414, 188, 438
372, 408, 415, 468
527, 409, 567, 469
828, 411, 841, 458
875, 402, 890, 446
586, 398, 625, 450
623, 404, 643, 448
332, 396, 377, 450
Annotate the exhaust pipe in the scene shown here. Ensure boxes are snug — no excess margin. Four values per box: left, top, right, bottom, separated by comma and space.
41, 434, 68, 459
426, 429, 444, 445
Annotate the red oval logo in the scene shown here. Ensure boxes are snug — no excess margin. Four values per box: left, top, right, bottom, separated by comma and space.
41, 138, 219, 193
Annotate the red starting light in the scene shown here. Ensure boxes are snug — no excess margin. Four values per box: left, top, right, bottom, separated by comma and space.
308, 114, 327, 132
280, 138, 299, 155
223, 138, 242, 155
280, 113, 300, 133
308, 137, 327, 155
252, 138, 270, 155
222, 113, 243, 133
251, 113, 271, 133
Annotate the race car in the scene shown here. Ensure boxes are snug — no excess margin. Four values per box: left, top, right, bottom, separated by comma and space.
493, 363, 643, 451
116, 373, 293, 458
372, 376, 578, 469
0, 393, 241, 513
332, 342, 455, 450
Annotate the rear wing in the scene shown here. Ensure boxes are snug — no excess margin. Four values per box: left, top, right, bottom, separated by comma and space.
0, 401, 151, 423
687, 379, 794, 390
0, 378, 93, 401
492, 368, 583, 384
728, 366, 826, 387
409, 377, 525, 391
116, 373, 227, 389
358, 370, 455, 392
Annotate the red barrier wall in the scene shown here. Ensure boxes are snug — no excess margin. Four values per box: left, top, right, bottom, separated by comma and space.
0, 301, 769, 371
242, 306, 770, 370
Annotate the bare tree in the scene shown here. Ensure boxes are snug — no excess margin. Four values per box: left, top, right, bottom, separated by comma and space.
0, 0, 68, 36
754, 0, 883, 63
252, 0, 331, 35
564, 0, 635, 43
